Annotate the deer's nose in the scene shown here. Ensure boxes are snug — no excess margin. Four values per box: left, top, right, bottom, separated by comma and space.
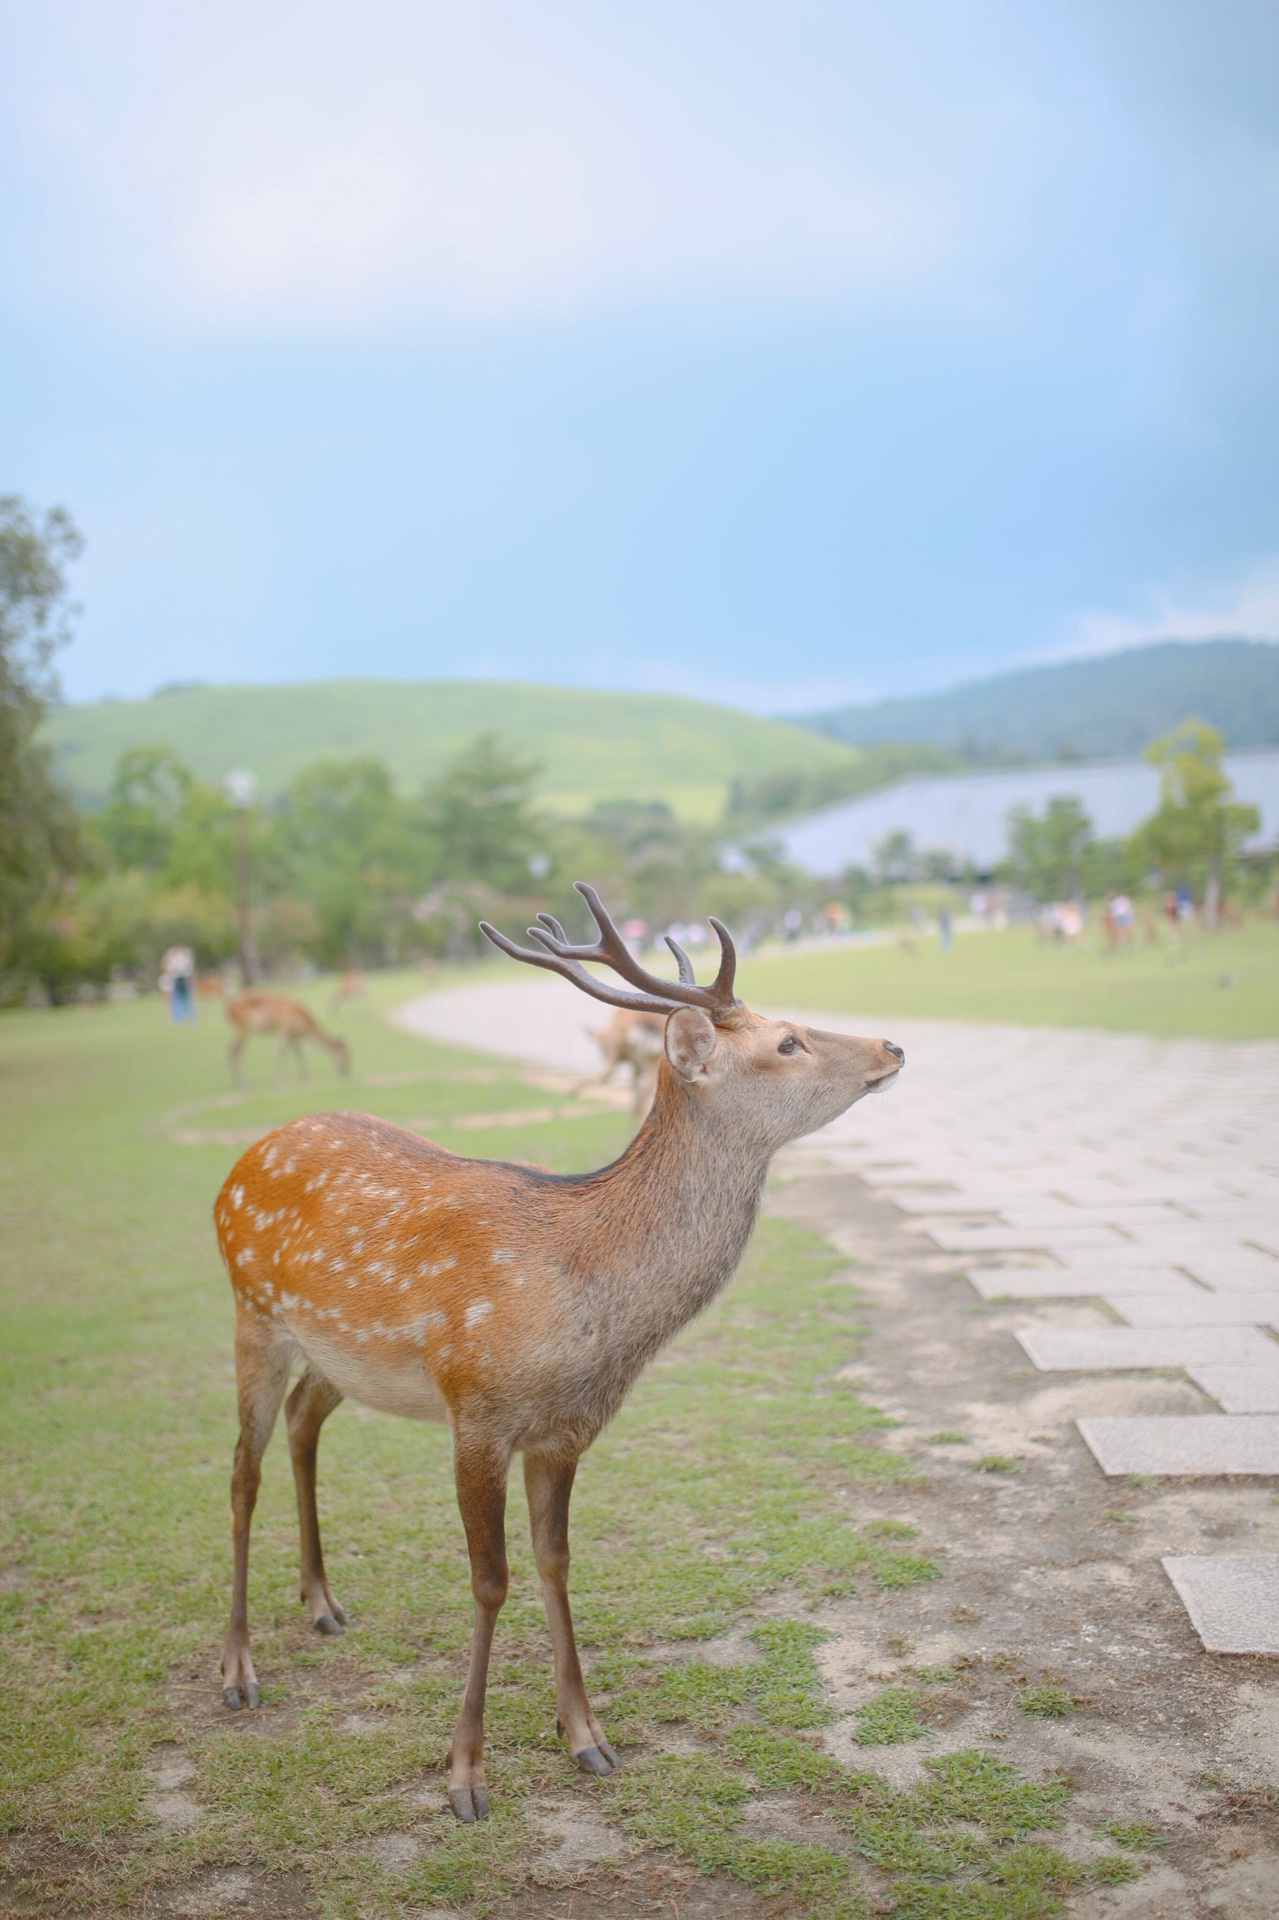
884, 1042, 905, 1065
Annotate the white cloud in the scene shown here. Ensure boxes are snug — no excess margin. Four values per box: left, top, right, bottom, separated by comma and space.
0, 0, 1049, 331
1060, 558, 1279, 658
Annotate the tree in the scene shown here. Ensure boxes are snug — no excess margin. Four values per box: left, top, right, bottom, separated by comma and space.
1132, 719, 1259, 927
279, 757, 432, 966
94, 746, 194, 871
1006, 796, 1093, 901
0, 496, 84, 996
422, 734, 545, 893
873, 830, 916, 885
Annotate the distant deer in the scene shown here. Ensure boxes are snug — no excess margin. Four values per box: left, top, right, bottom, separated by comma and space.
588, 1006, 667, 1115
328, 970, 368, 1015
224, 989, 351, 1088
213, 885, 903, 1821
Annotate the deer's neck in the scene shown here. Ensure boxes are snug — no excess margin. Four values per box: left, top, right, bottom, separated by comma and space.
563, 1071, 770, 1366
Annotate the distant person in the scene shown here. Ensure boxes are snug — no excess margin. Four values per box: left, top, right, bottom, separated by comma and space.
937, 906, 953, 951
160, 943, 196, 1023
1103, 893, 1134, 951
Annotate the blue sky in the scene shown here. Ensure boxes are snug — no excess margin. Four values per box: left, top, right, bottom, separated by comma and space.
2, 0, 1277, 710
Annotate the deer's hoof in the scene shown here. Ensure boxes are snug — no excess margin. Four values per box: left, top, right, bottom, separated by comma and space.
573, 1743, 618, 1777
448, 1783, 490, 1823
222, 1682, 260, 1711
313, 1611, 345, 1636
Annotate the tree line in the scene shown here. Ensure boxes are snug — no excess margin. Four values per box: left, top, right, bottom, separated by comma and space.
1002, 724, 1261, 920
7, 725, 811, 1003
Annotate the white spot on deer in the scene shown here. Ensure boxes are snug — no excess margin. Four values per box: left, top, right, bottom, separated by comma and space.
330, 1257, 346, 1274
234, 1248, 254, 1267
230, 1185, 245, 1209
514, 1273, 527, 1287
491, 1250, 513, 1264
464, 1299, 493, 1329
438, 1343, 453, 1361
280, 1291, 296, 1310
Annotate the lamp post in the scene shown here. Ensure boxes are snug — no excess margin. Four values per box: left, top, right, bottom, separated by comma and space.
222, 768, 259, 986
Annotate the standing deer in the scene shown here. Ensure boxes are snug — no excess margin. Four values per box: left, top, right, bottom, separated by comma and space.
214, 885, 903, 1821
327, 969, 369, 1015
224, 989, 351, 1088
588, 1006, 667, 1115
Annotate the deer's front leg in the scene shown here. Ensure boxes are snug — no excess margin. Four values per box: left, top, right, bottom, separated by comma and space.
524, 1448, 618, 1777
221, 1313, 292, 1710
448, 1431, 511, 1822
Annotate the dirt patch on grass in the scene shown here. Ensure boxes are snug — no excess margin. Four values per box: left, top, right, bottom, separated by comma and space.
480, 1855, 776, 1917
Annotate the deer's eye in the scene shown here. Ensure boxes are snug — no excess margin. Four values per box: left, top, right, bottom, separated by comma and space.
778, 1034, 800, 1056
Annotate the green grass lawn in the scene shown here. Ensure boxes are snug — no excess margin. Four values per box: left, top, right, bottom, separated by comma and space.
739, 921, 1279, 1041
1, 980, 1123, 1917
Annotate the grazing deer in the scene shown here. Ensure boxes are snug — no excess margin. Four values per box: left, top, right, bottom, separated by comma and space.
213, 885, 903, 1821
588, 1006, 667, 1115
224, 989, 351, 1088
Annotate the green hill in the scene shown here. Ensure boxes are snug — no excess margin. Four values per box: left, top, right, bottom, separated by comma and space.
44, 678, 860, 821
800, 639, 1279, 761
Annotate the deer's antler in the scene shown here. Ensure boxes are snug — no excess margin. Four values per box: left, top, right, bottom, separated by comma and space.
479, 882, 739, 1020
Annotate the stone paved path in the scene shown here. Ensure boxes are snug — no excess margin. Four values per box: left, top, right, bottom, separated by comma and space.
397, 978, 1279, 1654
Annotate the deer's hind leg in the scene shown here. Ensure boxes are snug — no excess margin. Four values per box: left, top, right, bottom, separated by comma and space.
524, 1448, 618, 1777
285, 1365, 347, 1634
221, 1308, 293, 1710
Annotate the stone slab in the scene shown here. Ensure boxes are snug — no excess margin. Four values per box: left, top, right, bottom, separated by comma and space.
1017, 1326, 1276, 1371
967, 1265, 1188, 1299
1161, 1555, 1279, 1654
1077, 1414, 1279, 1476
929, 1225, 1125, 1252
1187, 1365, 1279, 1413
1000, 1204, 1191, 1224
1104, 1291, 1279, 1329
1184, 1258, 1279, 1291
1051, 1245, 1210, 1270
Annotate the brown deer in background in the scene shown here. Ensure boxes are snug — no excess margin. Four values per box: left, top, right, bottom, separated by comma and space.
327, 969, 368, 1015
213, 885, 903, 1821
588, 1006, 667, 1115
224, 989, 351, 1088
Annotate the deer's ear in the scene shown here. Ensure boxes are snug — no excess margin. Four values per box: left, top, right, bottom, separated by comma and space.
665, 1006, 718, 1081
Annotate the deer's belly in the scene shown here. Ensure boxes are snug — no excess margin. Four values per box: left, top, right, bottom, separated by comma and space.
292, 1325, 449, 1423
